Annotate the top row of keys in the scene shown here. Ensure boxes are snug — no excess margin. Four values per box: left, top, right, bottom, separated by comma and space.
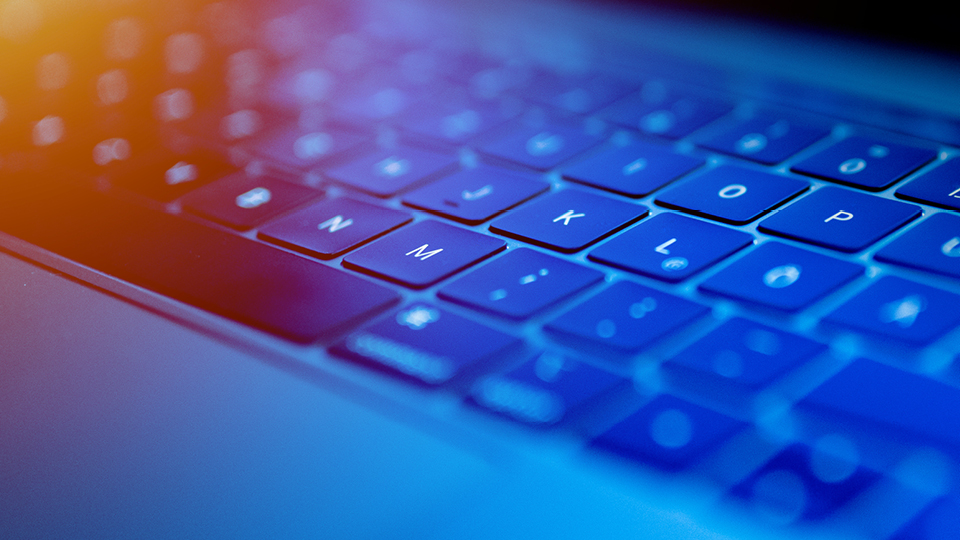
791, 136, 936, 191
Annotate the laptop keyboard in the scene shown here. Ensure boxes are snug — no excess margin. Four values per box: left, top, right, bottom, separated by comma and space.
3, 2, 960, 538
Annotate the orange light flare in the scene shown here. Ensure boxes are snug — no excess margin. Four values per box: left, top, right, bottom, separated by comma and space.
0, 0, 258, 173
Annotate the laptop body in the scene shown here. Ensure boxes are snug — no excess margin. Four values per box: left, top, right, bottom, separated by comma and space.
2, 1, 960, 539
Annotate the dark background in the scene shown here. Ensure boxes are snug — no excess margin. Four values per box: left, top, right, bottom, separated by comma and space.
616, 0, 960, 56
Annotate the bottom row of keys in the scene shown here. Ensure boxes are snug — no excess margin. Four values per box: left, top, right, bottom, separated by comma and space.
330, 304, 520, 385
468, 351, 627, 425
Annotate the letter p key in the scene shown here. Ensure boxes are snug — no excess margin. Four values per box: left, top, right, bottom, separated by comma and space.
825, 210, 854, 223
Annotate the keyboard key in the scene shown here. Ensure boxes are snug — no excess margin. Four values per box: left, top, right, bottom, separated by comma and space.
325, 146, 459, 197
489, 189, 647, 253
327, 73, 413, 125
546, 281, 708, 352
664, 318, 826, 389
823, 277, 960, 345
758, 186, 921, 252
401, 93, 521, 145
181, 173, 321, 231
517, 71, 636, 114
402, 166, 548, 225
730, 443, 879, 520
588, 212, 753, 282
695, 113, 829, 165
791, 136, 936, 191
343, 220, 505, 289
463, 62, 531, 100
479, 118, 605, 171
655, 166, 808, 225
111, 148, 237, 202
800, 358, 960, 451
600, 83, 732, 139
562, 141, 704, 198
896, 157, 960, 211
258, 197, 411, 259
331, 304, 519, 385
592, 394, 744, 470
255, 126, 367, 171
469, 351, 626, 425
699, 242, 863, 311
438, 248, 603, 319
875, 213, 960, 279
0, 183, 400, 344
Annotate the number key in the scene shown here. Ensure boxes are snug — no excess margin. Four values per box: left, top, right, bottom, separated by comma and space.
791, 136, 936, 191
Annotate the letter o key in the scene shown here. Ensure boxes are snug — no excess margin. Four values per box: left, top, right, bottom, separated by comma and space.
718, 184, 748, 199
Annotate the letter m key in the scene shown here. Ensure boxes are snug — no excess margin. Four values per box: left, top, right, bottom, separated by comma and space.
406, 244, 443, 260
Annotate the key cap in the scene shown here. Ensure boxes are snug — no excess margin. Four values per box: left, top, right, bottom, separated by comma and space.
546, 281, 708, 352
255, 125, 367, 171
562, 141, 704, 198
479, 118, 605, 171
517, 71, 636, 114
400, 92, 520, 145
0, 182, 400, 344
489, 189, 647, 253
800, 358, 960, 451
402, 166, 548, 225
875, 213, 960, 279
758, 186, 921, 252
331, 304, 519, 385
327, 72, 413, 125
600, 83, 732, 139
655, 166, 808, 225
896, 157, 960, 211
110, 147, 237, 202
181, 173, 322, 231
588, 212, 753, 282
730, 443, 879, 520
664, 318, 826, 389
592, 394, 745, 470
823, 277, 960, 345
469, 351, 626, 425
438, 248, 603, 319
699, 242, 863, 311
791, 136, 936, 191
258, 197, 412, 259
324, 146, 459, 197
696, 113, 829, 165
343, 220, 506, 289
463, 62, 532, 100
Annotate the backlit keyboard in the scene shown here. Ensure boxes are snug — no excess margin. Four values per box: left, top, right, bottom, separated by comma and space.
3, 2, 960, 538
